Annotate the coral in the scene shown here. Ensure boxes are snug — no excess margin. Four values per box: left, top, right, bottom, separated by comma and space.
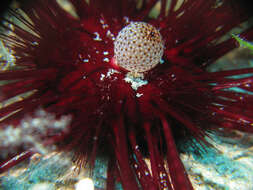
0, 109, 71, 159
1, 0, 253, 189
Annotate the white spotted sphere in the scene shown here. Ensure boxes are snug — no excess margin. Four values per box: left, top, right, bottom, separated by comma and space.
114, 22, 164, 75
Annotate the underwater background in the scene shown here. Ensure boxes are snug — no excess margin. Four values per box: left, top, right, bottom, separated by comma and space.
1, 0, 253, 190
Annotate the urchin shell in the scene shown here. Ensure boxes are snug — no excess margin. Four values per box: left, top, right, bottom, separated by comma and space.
114, 22, 164, 73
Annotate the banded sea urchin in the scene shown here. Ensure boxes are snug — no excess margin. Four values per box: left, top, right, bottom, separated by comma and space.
1, 0, 253, 189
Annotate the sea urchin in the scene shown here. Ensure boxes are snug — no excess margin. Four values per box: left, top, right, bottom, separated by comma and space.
1, 0, 253, 189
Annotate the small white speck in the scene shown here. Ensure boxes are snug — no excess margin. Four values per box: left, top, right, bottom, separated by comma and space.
99, 19, 109, 28
83, 59, 89, 63
103, 58, 109, 62
31, 118, 40, 126
93, 32, 102, 41
160, 58, 164, 64
136, 93, 143, 97
100, 74, 105, 81
123, 16, 130, 24
103, 51, 109, 55
32, 41, 38, 45
106, 30, 115, 40
102, 24, 109, 29
100, 18, 105, 24
106, 69, 120, 78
